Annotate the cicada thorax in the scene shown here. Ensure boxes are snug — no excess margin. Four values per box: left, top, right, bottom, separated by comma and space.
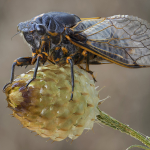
48, 29, 103, 66
48, 36, 81, 65
30, 12, 82, 65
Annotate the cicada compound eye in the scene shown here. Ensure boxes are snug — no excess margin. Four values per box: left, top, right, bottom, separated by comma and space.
35, 24, 46, 35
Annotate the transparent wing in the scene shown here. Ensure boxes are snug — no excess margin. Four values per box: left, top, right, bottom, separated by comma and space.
71, 15, 150, 67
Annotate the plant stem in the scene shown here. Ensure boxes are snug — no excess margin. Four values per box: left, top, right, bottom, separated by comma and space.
96, 107, 150, 149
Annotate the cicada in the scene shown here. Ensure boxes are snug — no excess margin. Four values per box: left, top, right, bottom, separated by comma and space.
3, 12, 150, 100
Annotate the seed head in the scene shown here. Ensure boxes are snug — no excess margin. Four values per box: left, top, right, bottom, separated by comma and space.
4, 64, 99, 141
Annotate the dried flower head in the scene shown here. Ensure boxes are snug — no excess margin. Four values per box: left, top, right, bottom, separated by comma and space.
4, 64, 99, 141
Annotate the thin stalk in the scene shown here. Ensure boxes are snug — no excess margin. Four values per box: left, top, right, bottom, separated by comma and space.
96, 107, 150, 149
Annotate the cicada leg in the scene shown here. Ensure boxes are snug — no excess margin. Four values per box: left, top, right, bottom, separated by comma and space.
3, 57, 33, 91
66, 57, 74, 101
77, 51, 97, 82
56, 54, 76, 101
25, 53, 48, 87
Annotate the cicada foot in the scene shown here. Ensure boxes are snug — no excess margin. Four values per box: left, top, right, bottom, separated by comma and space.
25, 77, 36, 88
3, 82, 12, 92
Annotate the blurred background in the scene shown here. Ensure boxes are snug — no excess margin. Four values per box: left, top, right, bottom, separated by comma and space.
0, 0, 150, 150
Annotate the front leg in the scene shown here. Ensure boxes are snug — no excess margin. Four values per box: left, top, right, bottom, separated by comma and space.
25, 56, 40, 87
3, 57, 33, 91
26, 53, 48, 87
66, 57, 74, 101
3, 52, 48, 91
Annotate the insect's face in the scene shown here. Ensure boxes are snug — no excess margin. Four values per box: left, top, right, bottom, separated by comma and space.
17, 21, 46, 49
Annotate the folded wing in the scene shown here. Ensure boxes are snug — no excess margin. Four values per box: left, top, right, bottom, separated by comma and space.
71, 15, 150, 67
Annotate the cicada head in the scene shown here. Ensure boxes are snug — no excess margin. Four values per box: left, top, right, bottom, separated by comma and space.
17, 21, 46, 49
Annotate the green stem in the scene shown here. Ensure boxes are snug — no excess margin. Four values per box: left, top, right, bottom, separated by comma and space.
127, 145, 150, 150
96, 107, 150, 149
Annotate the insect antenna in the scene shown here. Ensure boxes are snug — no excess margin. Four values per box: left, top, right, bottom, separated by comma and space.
11, 32, 21, 41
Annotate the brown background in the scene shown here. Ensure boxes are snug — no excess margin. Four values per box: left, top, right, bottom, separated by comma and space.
0, 0, 150, 150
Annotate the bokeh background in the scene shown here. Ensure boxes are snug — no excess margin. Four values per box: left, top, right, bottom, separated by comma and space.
0, 0, 150, 150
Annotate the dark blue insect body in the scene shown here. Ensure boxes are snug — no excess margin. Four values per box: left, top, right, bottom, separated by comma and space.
3, 12, 150, 100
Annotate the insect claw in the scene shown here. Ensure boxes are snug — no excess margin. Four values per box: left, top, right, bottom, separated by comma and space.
26, 77, 36, 88
69, 98, 73, 102
3, 82, 12, 92
69, 92, 74, 101
93, 78, 97, 83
